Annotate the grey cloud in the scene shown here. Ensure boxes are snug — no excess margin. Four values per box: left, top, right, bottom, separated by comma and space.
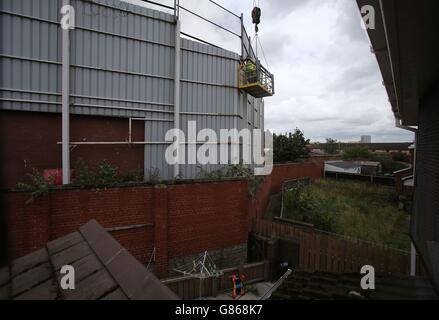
124, 0, 411, 143
262, 0, 315, 19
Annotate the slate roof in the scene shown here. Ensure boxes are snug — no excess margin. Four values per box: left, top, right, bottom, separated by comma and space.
0, 220, 179, 300
325, 161, 360, 170
325, 161, 380, 170
271, 271, 438, 300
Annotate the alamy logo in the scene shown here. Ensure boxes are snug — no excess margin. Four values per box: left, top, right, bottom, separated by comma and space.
165, 121, 273, 176
360, 265, 375, 290
360, 5, 375, 30
60, 5, 75, 30
60, 265, 75, 290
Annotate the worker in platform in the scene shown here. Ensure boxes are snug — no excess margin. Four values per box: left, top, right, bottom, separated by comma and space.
244, 59, 257, 84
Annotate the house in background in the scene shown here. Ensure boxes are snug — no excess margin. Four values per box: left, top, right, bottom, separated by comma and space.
324, 160, 381, 176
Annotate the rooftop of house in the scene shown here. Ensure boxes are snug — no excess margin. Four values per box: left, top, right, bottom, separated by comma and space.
0, 220, 179, 300
271, 271, 437, 300
313, 142, 412, 151
325, 160, 381, 170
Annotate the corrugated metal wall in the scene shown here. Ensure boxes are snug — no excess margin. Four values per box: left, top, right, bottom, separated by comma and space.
0, 0, 262, 180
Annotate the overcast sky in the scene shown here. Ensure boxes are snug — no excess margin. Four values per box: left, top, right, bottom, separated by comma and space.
125, 0, 414, 143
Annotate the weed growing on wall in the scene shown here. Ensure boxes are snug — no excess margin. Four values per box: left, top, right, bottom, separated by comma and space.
16, 168, 55, 204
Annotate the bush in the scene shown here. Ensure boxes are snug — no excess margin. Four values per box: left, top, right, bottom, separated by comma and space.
95, 161, 119, 185
324, 138, 339, 155
73, 159, 120, 186
273, 129, 310, 163
342, 146, 373, 160
391, 152, 410, 163
16, 168, 55, 204
372, 154, 409, 174
74, 159, 95, 186
342, 147, 410, 175
283, 179, 410, 250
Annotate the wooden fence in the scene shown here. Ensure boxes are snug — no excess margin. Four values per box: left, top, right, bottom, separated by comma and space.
324, 171, 395, 186
162, 261, 268, 300
251, 219, 421, 275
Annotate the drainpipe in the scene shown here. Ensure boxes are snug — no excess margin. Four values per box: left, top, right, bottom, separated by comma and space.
61, 0, 71, 184
395, 118, 418, 276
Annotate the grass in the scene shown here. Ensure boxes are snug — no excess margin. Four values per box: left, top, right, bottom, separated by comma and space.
283, 179, 411, 251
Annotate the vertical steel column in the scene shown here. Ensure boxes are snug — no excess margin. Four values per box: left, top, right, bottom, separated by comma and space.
173, 18, 181, 178
240, 13, 244, 58
62, 0, 71, 184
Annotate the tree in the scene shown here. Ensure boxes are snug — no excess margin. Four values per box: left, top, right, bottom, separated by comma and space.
342, 146, 373, 160
273, 128, 310, 163
324, 138, 339, 154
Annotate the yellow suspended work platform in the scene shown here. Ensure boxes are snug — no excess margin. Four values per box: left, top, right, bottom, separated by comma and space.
238, 58, 274, 98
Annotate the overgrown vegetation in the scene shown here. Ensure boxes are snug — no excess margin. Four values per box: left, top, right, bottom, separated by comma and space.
15, 168, 55, 204
73, 159, 162, 186
283, 179, 410, 250
16, 160, 159, 201
197, 164, 264, 197
273, 128, 310, 163
323, 138, 339, 154
342, 146, 409, 174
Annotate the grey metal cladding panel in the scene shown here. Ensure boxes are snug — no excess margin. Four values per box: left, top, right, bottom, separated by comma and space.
74, 0, 174, 45
180, 145, 229, 179
0, 0, 61, 22
180, 38, 239, 61
179, 115, 235, 139
92, 0, 175, 23
71, 18, 174, 74
144, 120, 172, 141
68, 0, 175, 117
180, 82, 237, 114
0, 12, 60, 61
181, 47, 238, 86
71, 66, 173, 107
0, 56, 60, 92
0, 1, 61, 99
143, 120, 172, 180
144, 145, 172, 180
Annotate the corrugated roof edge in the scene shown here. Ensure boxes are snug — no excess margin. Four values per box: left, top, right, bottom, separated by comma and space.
181, 38, 240, 61
93, 0, 175, 23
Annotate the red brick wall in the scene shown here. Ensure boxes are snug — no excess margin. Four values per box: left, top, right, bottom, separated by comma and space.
2, 186, 155, 264
247, 161, 324, 220
2, 180, 251, 278
0, 110, 144, 188
167, 181, 248, 259
2, 163, 323, 277
270, 162, 324, 194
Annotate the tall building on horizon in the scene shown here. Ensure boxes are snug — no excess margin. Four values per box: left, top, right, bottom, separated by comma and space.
360, 135, 372, 144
